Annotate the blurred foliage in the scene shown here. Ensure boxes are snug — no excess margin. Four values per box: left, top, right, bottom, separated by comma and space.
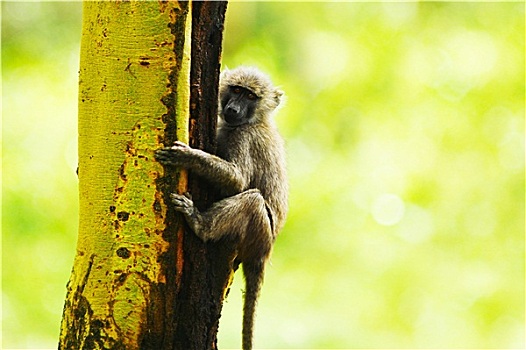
2, 2, 524, 349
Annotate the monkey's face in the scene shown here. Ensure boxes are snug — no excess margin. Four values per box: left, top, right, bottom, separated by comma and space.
220, 86, 259, 126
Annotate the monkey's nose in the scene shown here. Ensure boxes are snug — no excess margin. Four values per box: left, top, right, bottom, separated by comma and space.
225, 104, 240, 115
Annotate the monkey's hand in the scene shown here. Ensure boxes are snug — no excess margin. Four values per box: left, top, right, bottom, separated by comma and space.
154, 141, 194, 167
170, 192, 206, 240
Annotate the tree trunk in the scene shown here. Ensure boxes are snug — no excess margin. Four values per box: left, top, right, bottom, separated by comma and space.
173, 2, 233, 350
59, 1, 229, 349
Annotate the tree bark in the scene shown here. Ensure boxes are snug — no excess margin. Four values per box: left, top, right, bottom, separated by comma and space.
174, 3, 232, 350
59, 1, 230, 349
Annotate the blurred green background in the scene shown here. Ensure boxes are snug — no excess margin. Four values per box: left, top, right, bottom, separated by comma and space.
2, 2, 524, 349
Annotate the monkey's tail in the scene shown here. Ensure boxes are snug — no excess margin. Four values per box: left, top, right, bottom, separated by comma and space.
242, 261, 265, 350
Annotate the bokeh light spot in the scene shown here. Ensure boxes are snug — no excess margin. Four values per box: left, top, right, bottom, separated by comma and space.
371, 193, 405, 226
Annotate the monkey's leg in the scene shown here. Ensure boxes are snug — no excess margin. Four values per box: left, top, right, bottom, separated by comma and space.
171, 190, 274, 260
171, 190, 272, 350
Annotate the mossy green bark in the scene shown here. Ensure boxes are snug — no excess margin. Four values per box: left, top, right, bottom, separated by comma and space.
59, 1, 191, 348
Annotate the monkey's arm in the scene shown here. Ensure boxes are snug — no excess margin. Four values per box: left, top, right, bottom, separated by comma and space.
155, 141, 247, 194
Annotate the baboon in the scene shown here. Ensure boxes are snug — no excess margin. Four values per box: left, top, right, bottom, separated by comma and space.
156, 66, 288, 350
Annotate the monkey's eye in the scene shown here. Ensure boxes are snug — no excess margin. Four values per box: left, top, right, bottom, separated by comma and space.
247, 93, 257, 100
233, 87, 242, 94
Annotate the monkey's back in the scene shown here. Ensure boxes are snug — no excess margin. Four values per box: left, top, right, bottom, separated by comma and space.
217, 122, 288, 235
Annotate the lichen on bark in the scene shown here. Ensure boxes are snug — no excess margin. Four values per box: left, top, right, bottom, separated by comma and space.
59, 1, 191, 349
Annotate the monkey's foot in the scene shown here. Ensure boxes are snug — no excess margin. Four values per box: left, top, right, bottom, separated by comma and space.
170, 193, 195, 217
170, 193, 206, 240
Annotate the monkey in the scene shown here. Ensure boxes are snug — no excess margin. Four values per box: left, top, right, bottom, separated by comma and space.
155, 66, 288, 350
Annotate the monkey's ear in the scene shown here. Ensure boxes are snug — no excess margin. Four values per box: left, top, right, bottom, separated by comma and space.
274, 89, 284, 106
